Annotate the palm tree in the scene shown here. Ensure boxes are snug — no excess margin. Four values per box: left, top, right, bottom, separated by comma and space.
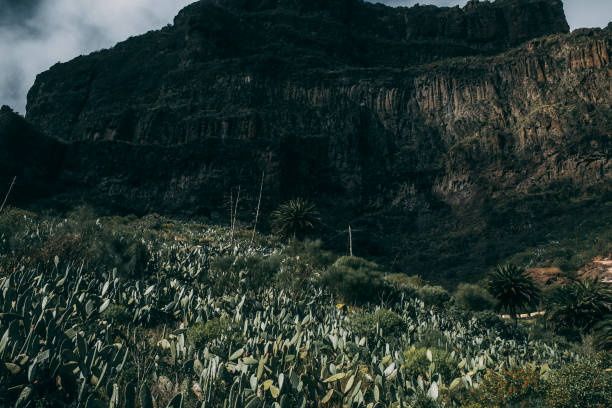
271, 198, 320, 240
488, 264, 541, 326
547, 279, 611, 337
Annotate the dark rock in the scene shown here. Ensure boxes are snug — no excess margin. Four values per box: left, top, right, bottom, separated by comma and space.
0, 108, 65, 203
4, 0, 609, 279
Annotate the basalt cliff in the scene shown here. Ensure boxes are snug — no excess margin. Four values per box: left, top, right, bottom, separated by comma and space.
1, 0, 610, 280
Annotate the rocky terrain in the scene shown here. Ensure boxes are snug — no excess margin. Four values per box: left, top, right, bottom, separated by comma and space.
1, 0, 610, 281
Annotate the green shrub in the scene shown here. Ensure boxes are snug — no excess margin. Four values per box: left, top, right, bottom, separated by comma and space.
187, 317, 234, 349
0, 207, 36, 253
592, 316, 612, 351
468, 367, 545, 407
473, 310, 518, 339
350, 308, 406, 341
274, 240, 334, 291
321, 256, 391, 304
282, 239, 335, 268
545, 354, 612, 408
454, 283, 497, 311
88, 233, 150, 278
102, 304, 132, 325
547, 280, 611, 339
417, 285, 451, 306
210, 254, 281, 291
416, 328, 452, 350
402, 347, 456, 381
384, 273, 422, 298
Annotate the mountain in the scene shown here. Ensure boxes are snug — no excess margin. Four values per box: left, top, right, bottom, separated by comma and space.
1, 0, 610, 281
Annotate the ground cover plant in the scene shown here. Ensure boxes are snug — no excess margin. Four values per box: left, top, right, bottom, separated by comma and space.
0, 207, 609, 407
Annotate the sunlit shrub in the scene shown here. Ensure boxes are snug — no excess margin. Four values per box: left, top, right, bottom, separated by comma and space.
468, 367, 545, 407
454, 283, 497, 312
417, 285, 451, 306
187, 317, 234, 349
545, 354, 612, 408
402, 346, 456, 381
321, 256, 392, 304
350, 308, 406, 341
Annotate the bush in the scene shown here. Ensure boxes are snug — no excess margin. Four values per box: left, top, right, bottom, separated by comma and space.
468, 367, 545, 407
282, 239, 335, 268
350, 308, 406, 341
187, 317, 234, 349
88, 233, 150, 278
454, 283, 497, 312
0, 207, 36, 253
417, 285, 451, 306
274, 239, 334, 291
547, 279, 611, 339
415, 328, 452, 350
545, 354, 612, 408
210, 254, 281, 292
321, 256, 392, 304
402, 347, 456, 381
102, 304, 132, 325
473, 310, 518, 339
384, 273, 422, 298
592, 316, 612, 351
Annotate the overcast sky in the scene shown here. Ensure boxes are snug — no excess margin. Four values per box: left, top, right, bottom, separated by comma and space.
0, 0, 610, 114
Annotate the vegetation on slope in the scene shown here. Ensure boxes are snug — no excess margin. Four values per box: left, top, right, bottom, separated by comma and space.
0, 207, 609, 407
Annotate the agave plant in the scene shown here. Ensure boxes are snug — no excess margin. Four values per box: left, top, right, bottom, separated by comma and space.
271, 198, 320, 240
488, 264, 541, 324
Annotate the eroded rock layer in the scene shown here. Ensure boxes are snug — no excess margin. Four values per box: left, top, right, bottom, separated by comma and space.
2, 0, 610, 279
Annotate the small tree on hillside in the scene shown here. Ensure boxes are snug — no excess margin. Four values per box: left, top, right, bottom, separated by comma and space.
488, 264, 540, 326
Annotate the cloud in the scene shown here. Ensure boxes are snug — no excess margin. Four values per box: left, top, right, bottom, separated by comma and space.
0, 0, 193, 113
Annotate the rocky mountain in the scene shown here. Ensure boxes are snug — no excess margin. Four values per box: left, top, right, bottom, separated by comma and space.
1, 0, 610, 281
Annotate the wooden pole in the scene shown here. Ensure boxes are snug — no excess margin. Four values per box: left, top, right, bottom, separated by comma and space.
250, 171, 265, 246
0, 176, 16, 213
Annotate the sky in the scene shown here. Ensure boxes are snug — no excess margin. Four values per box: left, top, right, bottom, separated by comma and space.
0, 0, 610, 114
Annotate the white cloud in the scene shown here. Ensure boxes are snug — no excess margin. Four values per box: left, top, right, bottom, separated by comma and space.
0, 0, 193, 113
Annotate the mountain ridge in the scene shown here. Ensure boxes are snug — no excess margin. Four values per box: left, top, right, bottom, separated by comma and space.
1, 0, 610, 280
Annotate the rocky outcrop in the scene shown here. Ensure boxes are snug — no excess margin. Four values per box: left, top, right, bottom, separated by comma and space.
4, 0, 610, 279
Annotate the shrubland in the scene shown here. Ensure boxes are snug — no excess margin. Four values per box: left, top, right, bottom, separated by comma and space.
0, 206, 609, 407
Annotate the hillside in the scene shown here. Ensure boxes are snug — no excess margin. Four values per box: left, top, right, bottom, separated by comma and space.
1, 208, 609, 407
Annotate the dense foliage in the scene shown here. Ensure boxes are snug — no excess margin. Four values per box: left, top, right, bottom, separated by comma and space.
0, 208, 608, 407
488, 264, 541, 319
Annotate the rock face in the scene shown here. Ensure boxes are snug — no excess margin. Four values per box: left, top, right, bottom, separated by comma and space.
5, 0, 611, 279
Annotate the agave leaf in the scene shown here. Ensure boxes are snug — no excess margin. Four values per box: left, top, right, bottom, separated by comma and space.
323, 372, 346, 383
229, 348, 244, 361
15, 386, 33, 408
321, 389, 334, 404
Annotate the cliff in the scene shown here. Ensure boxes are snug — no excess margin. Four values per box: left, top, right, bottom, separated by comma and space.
3, 0, 610, 280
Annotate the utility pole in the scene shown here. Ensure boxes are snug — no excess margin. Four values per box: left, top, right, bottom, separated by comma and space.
348, 225, 353, 257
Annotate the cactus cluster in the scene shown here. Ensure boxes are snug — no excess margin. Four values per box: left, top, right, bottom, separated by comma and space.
0, 213, 578, 407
